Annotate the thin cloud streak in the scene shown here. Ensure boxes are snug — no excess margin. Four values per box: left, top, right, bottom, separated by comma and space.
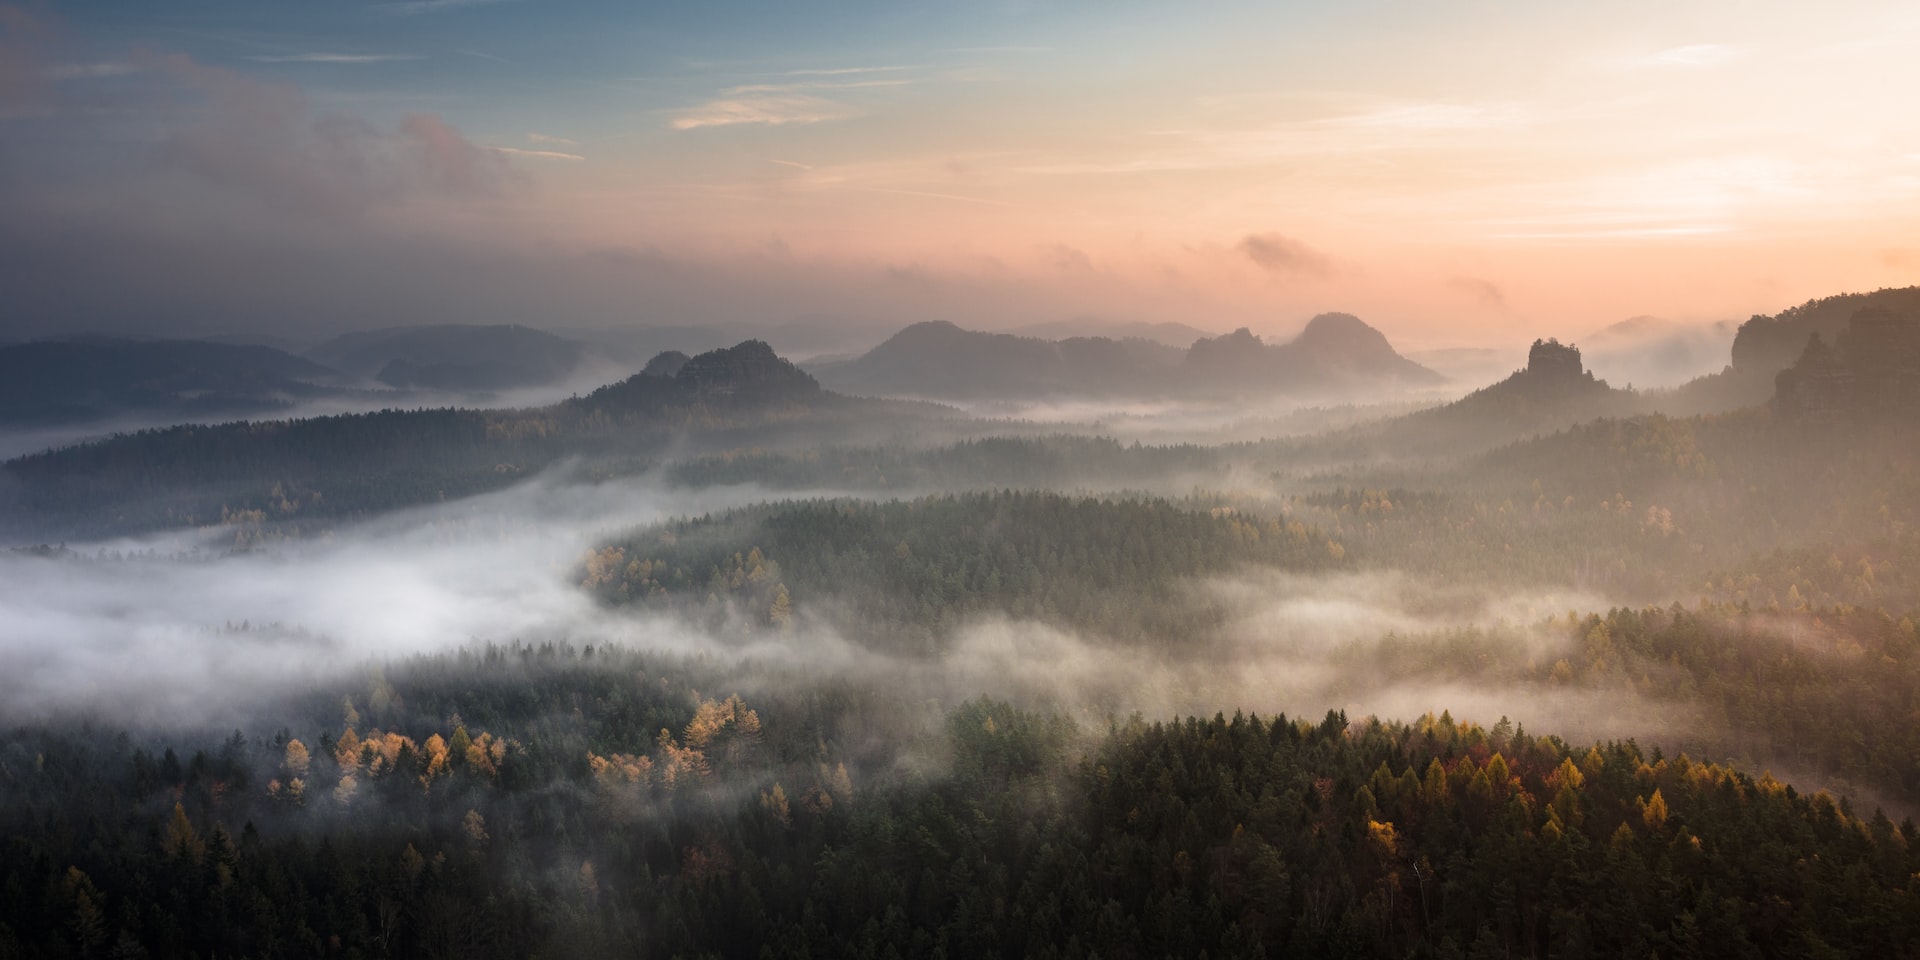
671, 93, 855, 130
245, 53, 425, 63
490, 145, 586, 160
725, 78, 913, 93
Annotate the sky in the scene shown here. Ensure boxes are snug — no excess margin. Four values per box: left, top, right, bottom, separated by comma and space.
3, 0, 1918, 349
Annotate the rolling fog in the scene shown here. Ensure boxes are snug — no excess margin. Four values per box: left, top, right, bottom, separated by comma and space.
0, 465, 1687, 753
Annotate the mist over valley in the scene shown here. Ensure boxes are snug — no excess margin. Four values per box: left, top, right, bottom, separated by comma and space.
5, 2, 1920, 956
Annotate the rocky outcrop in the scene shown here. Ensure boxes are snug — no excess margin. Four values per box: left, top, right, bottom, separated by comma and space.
575, 340, 822, 414
673, 340, 821, 400
1773, 308, 1920, 422
1526, 339, 1585, 381
1478, 339, 1614, 403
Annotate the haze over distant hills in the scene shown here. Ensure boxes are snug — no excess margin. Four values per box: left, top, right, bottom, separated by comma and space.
0, 338, 349, 427
808, 321, 1183, 399
0, 339, 927, 539
1290, 336, 1641, 462
1577, 315, 1736, 389
8, 287, 1913, 465
812, 312, 1442, 402
1005, 318, 1218, 349
304, 324, 589, 392
1185, 312, 1445, 394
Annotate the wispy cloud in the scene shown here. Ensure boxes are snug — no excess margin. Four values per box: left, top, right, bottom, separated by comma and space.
488, 145, 584, 160
1237, 233, 1333, 278
246, 53, 424, 63
671, 93, 854, 130
665, 64, 929, 132
1015, 100, 1534, 178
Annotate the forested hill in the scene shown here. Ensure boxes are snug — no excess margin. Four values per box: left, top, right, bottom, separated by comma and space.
0, 341, 938, 541
1733, 285, 1920, 377
583, 490, 1348, 650
1, 647, 1914, 959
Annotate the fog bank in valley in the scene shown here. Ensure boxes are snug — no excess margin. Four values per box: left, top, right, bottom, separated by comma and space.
1, 466, 1686, 757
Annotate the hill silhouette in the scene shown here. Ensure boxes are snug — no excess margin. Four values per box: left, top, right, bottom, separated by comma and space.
1774, 306, 1920, 424
577, 340, 823, 412
306, 324, 586, 392
1186, 312, 1444, 394
810, 322, 1179, 399
1662, 286, 1920, 413
815, 313, 1437, 401
1282, 338, 1639, 463
0, 338, 348, 427
0, 341, 903, 540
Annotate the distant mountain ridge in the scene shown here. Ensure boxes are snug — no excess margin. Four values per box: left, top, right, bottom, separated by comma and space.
0, 338, 347, 427
812, 313, 1440, 401
0, 340, 916, 540
306, 324, 586, 391
1186, 313, 1445, 394
809, 321, 1180, 399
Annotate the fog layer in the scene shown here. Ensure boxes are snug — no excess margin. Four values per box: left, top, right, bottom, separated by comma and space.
2, 470, 1677, 749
